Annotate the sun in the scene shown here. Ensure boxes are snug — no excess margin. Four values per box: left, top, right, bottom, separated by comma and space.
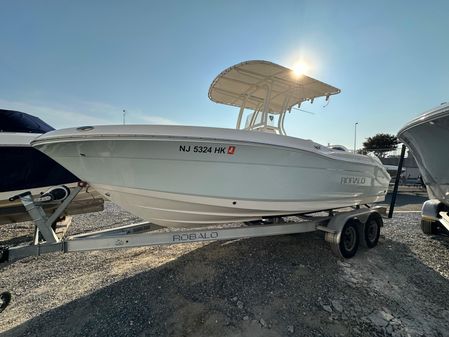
292, 61, 309, 77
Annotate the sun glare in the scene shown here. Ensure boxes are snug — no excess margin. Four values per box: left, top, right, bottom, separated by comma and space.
292, 61, 309, 77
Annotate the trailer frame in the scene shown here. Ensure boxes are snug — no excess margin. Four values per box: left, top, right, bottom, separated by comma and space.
0, 186, 386, 262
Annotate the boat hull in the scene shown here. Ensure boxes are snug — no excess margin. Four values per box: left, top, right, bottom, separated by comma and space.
398, 103, 449, 206
89, 184, 385, 227
33, 125, 390, 228
0, 134, 79, 197
0, 133, 104, 224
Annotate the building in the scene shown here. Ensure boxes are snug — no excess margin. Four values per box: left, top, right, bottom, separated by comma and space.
380, 151, 421, 179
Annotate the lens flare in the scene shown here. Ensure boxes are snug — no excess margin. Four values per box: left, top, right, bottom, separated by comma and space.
292, 61, 309, 76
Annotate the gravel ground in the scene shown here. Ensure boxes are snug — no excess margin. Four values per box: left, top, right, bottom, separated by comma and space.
1, 193, 449, 337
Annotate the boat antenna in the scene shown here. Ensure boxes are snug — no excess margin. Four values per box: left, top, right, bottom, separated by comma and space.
292, 107, 316, 115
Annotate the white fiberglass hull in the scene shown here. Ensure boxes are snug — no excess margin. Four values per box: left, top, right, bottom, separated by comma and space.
32, 125, 390, 228
398, 103, 449, 206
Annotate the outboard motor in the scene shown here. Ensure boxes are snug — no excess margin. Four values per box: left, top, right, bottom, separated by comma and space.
35, 185, 71, 203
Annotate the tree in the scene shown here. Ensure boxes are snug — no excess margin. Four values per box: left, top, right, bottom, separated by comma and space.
362, 133, 398, 157
357, 148, 368, 155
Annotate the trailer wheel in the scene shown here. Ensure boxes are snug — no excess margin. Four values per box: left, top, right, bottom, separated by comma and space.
364, 213, 382, 248
0, 291, 11, 313
421, 219, 438, 235
0, 247, 7, 264
329, 220, 360, 259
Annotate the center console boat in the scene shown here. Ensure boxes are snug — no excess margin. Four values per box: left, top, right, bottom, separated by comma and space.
31, 60, 390, 228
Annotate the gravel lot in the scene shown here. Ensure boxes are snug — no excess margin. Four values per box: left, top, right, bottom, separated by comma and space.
1, 192, 449, 337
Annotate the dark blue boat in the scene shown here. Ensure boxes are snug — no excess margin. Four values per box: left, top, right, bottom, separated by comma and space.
0, 109, 78, 198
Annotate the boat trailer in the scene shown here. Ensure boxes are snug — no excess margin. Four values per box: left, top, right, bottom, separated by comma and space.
0, 185, 386, 263
388, 144, 449, 236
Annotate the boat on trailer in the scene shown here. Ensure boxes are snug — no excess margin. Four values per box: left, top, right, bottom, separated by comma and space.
0, 60, 389, 264
397, 102, 449, 234
30, 60, 390, 228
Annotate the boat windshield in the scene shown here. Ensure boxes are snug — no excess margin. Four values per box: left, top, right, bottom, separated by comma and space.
0, 109, 54, 133
241, 110, 281, 133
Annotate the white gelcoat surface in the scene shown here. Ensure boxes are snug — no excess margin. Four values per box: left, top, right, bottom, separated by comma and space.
33, 125, 390, 227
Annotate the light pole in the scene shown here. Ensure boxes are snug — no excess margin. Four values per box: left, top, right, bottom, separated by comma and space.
122, 109, 127, 125
354, 122, 358, 153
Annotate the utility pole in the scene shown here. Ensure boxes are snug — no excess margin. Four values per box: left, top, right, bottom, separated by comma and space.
354, 122, 358, 153
122, 109, 127, 125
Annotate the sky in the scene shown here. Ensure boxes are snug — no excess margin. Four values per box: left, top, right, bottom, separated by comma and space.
1, 0, 449, 149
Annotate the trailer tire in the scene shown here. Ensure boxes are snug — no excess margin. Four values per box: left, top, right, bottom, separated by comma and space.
364, 213, 382, 248
0, 247, 7, 264
0, 291, 11, 313
421, 219, 438, 235
328, 219, 360, 259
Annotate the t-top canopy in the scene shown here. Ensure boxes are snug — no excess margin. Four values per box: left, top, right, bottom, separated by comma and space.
208, 60, 341, 113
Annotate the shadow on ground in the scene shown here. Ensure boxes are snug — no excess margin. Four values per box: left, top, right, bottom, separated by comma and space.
2, 230, 449, 337
384, 192, 428, 210
0, 233, 33, 247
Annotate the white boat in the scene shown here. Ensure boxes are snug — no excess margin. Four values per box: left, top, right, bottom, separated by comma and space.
397, 103, 449, 234
31, 60, 390, 228
398, 103, 449, 206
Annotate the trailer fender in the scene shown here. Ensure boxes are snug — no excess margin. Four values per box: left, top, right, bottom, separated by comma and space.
422, 199, 443, 221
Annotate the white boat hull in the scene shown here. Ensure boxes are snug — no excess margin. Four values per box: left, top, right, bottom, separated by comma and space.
92, 184, 385, 227
33, 125, 390, 228
398, 103, 449, 206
